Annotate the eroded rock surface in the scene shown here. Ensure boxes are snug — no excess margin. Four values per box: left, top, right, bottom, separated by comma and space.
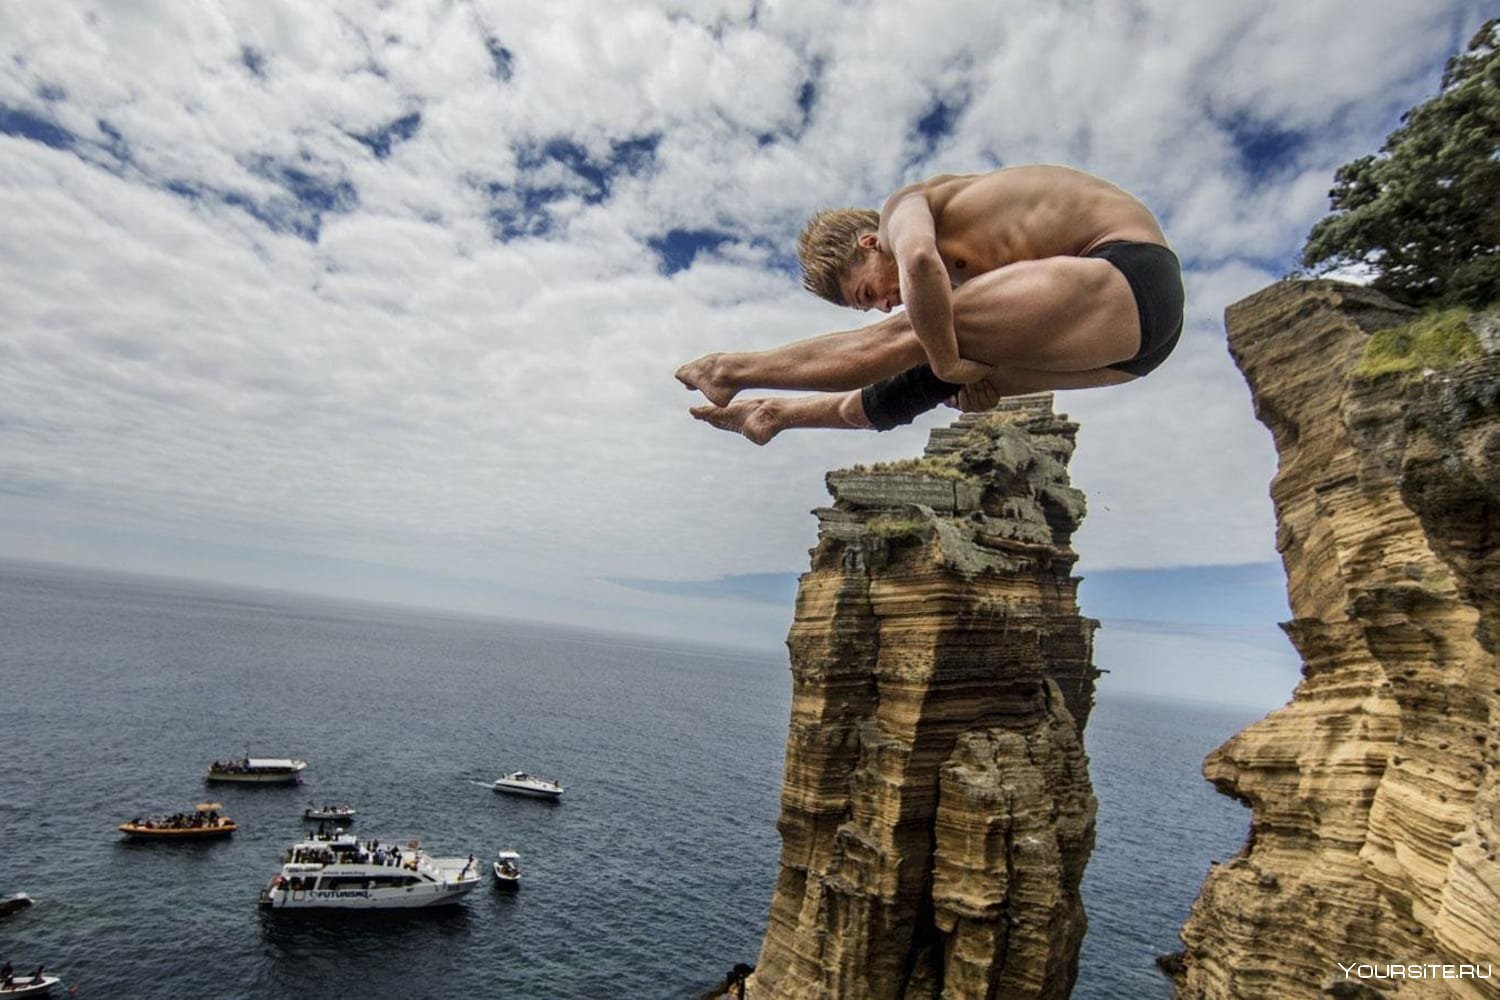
745, 395, 1100, 1000
1176, 281, 1500, 1000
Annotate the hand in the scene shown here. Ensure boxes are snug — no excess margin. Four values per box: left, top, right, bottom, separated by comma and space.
932, 358, 993, 385
952, 377, 1001, 412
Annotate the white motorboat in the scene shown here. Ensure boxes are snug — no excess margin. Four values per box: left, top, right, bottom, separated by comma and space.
206, 757, 307, 784
0, 973, 58, 997
258, 832, 482, 910
491, 771, 563, 801
304, 803, 357, 823
492, 850, 521, 890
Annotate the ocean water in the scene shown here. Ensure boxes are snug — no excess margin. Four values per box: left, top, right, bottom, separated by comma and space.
0, 561, 1262, 998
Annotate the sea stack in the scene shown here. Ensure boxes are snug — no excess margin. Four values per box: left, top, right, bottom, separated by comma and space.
745, 395, 1101, 999
1175, 281, 1500, 998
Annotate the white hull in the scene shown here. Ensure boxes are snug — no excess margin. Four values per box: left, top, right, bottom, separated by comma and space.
260, 881, 477, 910
0, 976, 59, 997
492, 784, 561, 800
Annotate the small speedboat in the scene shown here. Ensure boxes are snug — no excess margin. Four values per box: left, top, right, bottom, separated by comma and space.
119, 802, 236, 840
304, 803, 357, 823
492, 850, 521, 890
492, 772, 563, 801
0, 973, 59, 996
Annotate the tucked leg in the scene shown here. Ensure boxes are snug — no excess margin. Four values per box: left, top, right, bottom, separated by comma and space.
948, 256, 1142, 371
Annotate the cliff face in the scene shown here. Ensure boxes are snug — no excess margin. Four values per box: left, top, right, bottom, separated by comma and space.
1178, 281, 1500, 999
746, 395, 1100, 1000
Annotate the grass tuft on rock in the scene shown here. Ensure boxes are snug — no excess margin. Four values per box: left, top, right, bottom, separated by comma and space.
1355, 307, 1483, 377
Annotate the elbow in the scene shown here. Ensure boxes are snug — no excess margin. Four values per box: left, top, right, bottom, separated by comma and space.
899, 246, 945, 280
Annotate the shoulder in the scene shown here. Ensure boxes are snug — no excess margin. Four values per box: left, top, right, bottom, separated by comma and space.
882, 173, 975, 207
879, 180, 934, 218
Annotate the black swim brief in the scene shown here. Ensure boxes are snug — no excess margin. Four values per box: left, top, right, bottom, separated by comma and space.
1086, 240, 1184, 377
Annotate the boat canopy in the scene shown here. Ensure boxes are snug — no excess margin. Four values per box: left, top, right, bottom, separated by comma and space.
246, 758, 302, 769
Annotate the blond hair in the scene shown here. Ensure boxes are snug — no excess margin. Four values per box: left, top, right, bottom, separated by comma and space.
797, 207, 879, 305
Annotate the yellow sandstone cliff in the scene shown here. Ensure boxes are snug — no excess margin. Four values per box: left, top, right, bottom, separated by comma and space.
1177, 281, 1500, 999
744, 395, 1100, 1000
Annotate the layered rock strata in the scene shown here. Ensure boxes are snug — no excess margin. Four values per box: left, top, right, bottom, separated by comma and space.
1177, 281, 1500, 999
746, 395, 1100, 1000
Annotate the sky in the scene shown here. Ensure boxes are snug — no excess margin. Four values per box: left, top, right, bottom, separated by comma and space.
0, 1, 1487, 706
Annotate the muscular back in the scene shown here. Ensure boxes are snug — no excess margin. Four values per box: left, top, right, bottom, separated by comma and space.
882, 166, 1168, 280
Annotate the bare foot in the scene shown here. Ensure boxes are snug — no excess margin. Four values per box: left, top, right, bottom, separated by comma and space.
675, 353, 739, 407
690, 399, 782, 446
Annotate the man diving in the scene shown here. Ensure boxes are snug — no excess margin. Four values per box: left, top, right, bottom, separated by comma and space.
676, 165, 1183, 444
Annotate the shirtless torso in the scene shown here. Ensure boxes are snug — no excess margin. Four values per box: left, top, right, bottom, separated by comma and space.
882, 166, 1169, 288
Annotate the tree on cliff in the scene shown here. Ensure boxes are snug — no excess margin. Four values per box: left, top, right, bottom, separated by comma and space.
1302, 18, 1500, 307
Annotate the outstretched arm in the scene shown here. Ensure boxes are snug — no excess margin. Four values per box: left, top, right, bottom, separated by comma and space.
882, 192, 992, 385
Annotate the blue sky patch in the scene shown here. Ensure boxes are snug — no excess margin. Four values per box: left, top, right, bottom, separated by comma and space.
165, 156, 358, 243
250, 156, 357, 213
518, 136, 661, 205
486, 38, 515, 81
913, 96, 964, 153
95, 118, 130, 166
483, 135, 660, 240
0, 105, 75, 150
796, 77, 817, 117
352, 111, 422, 159
483, 179, 563, 240
240, 46, 268, 80
648, 229, 734, 274
1220, 113, 1309, 182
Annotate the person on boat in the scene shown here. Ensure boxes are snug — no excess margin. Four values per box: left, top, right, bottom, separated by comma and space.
1, 961, 13, 987
26, 966, 43, 986
675, 165, 1183, 444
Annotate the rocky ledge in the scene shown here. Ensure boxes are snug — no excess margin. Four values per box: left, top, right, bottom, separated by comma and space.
1176, 281, 1499, 999
742, 395, 1101, 1000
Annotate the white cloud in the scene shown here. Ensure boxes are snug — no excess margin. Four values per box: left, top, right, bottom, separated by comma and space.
0, 0, 1488, 643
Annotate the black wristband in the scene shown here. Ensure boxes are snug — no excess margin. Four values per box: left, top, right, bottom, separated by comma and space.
860, 364, 962, 431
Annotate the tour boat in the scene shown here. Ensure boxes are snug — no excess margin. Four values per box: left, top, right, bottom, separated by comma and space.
304, 803, 357, 823
258, 832, 482, 911
0, 973, 58, 996
206, 757, 307, 784
119, 802, 236, 839
492, 850, 521, 890
491, 771, 563, 801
